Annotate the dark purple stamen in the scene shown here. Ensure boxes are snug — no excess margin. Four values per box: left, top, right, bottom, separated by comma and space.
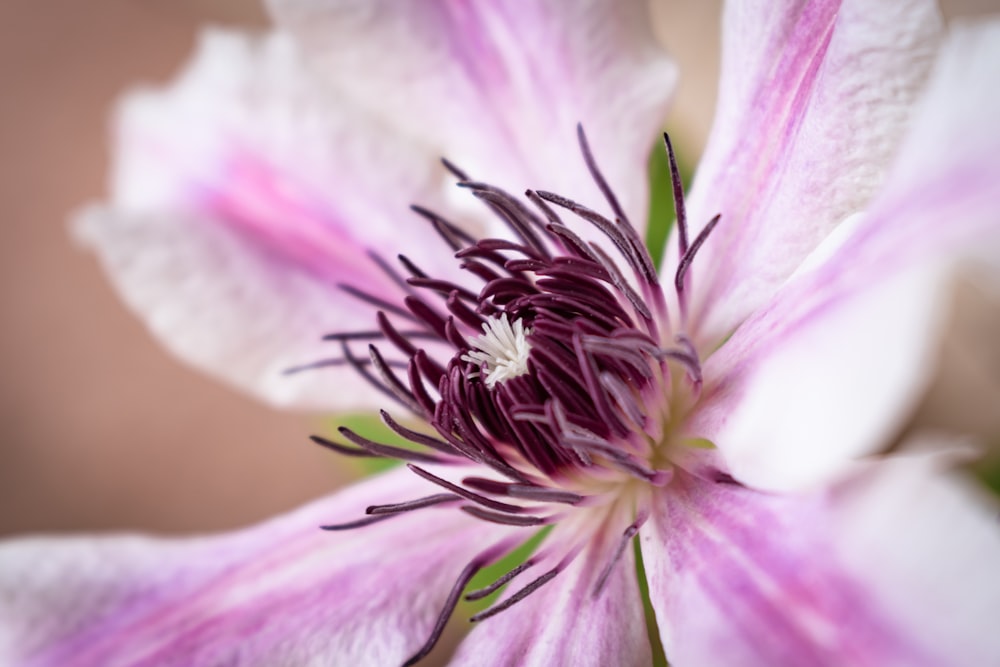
320, 514, 395, 531
409, 204, 475, 251
309, 434, 378, 458
282, 357, 350, 376
663, 132, 689, 258
470, 566, 561, 622
460, 505, 549, 527
577, 123, 629, 226
592, 513, 648, 597
401, 541, 508, 667
337, 427, 445, 464
338, 282, 416, 322
379, 410, 459, 456
365, 493, 460, 516
294, 127, 721, 665
407, 464, 531, 514
465, 558, 538, 601
675, 213, 722, 296
461, 477, 583, 505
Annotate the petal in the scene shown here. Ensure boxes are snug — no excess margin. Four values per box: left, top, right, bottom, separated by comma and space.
641, 447, 1000, 667
672, 0, 942, 341
450, 519, 651, 666
0, 467, 515, 667
692, 19, 1000, 490
78, 29, 464, 411
266, 0, 676, 234
694, 258, 950, 490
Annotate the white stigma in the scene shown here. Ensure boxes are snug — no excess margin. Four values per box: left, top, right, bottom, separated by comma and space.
461, 314, 532, 388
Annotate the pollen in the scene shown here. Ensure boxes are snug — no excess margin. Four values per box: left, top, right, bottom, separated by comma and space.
461, 314, 532, 388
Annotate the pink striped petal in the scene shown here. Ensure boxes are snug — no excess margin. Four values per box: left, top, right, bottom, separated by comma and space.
266, 0, 676, 235
691, 18, 1000, 490
0, 467, 514, 667
642, 447, 1000, 667
450, 519, 651, 666
77, 30, 465, 411
673, 0, 942, 342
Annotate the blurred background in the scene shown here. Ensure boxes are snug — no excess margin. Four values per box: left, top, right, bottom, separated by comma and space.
1, 0, 998, 540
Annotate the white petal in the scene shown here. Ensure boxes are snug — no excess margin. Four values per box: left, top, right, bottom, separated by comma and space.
267, 0, 676, 234
692, 18, 1000, 490
79, 29, 465, 411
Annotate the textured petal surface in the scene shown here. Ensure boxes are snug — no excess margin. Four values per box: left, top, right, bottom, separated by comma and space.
77, 30, 463, 411
450, 518, 651, 667
642, 449, 1000, 667
267, 0, 676, 235
672, 0, 941, 341
0, 467, 513, 667
691, 18, 1000, 489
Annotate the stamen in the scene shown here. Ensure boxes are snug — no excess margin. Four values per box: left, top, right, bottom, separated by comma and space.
576, 123, 629, 226
468, 545, 584, 623
675, 213, 722, 295
407, 464, 529, 514
506, 485, 584, 505
282, 357, 349, 375
440, 156, 469, 181
409, 204, 475, 251
461, 477, 584, 505
460, 183, 550, 258
338, 283, 416, 321
460, 505, 549, 527
663, 132, 689, 258
379, 410, 459, 456
401, 542, 508, 667
320, 514, 395, 531
365, 493, 460, 515
309, 434, 377, 458
465, 557, 537, 601
536, 190, 656, 286
396, 253, 428, 280
592, 512, 648, 597
367, 250, 413, 293
300, 129, 721, 667
337, 427, 446, 463
367, 344, 424, 415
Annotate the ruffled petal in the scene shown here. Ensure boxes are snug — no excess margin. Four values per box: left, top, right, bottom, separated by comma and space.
673, 0, 942, 341
450, 519, 651, 666
692, 18, 1000, 490
642, 447, 1000, 667
77, 29, 463, 411
0, 467, 514, 667
266, 0, 676, 234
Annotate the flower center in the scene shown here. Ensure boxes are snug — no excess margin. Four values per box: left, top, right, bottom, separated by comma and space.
296, 126, 719, 665
461, 314, 532, 388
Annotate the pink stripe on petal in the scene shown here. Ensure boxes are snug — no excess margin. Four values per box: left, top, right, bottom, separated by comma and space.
641, 460, 975, 667
0, 467, 516, 667
450, 516, 652, 667
197, 152, 398, 293
691, 18, 1000, 490
676, 0, 942, 343
81, 30, 470, 411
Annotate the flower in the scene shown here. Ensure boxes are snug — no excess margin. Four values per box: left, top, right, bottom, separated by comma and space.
4, 1, 1000, 666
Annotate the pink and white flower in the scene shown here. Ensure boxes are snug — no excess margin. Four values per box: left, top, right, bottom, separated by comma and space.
3, 1, 1000, 665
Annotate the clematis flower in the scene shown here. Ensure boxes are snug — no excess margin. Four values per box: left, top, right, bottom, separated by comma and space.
3, 0, 1000, 665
